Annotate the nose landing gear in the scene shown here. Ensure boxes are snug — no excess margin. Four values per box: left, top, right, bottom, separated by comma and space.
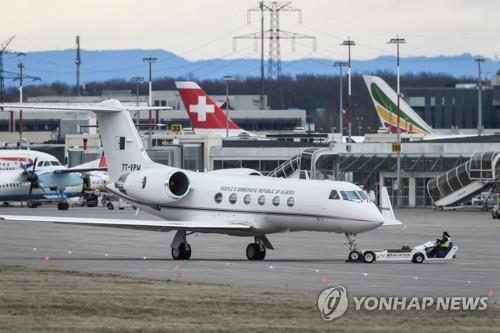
345, 233, 376, 263
57, 201, 69, 210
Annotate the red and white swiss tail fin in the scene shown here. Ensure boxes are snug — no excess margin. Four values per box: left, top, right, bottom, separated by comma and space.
175, 82, 241, 131
98, 153, 107, 168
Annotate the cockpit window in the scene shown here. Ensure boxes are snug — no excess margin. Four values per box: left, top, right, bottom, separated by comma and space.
357, 191, 369, 201
340, 191, 361, 201
37, 161, 44, 167
329, 190, 340, 200
50, 161, 61, 166
43, 161, 51, 167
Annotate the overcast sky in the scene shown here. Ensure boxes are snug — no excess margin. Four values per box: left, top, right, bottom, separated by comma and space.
2, 0, 500, 61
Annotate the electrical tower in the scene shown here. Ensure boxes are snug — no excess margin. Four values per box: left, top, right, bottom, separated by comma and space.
234, 2, 316, 108
0, 36, 15, 103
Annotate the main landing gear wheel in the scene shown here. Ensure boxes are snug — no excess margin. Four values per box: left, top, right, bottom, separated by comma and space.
172, 243, 192, 260
362, 251, 376, 263
246, 243, 266, 260
57, 201, 69, 210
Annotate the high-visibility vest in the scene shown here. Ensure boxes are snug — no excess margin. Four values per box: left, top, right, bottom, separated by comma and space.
441, 238, 450, 248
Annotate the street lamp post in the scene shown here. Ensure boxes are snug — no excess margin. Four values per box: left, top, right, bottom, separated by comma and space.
143, 56, 157, 148
223, 76, 235, 137
341, 38, 355, 143
131, 76, 144, 127
333, 61, 348, 136
17, 53, 26, 145
475, 57, 485, 135
388, 35, 406, 208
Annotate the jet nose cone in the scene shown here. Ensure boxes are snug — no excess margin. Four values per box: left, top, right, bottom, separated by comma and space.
366, 203, 385, 228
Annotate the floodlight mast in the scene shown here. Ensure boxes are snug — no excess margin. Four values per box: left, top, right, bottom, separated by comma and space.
341, 38, 355, 143
388, 35, 406, 208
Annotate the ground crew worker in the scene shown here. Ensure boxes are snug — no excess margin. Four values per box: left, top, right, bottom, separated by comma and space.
430, 231, 451, 258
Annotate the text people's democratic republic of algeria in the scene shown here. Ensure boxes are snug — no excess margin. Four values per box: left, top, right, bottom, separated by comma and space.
219, 185, 295, 195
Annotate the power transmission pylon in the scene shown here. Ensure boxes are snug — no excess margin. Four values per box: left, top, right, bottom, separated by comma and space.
0, 36, 15, 103
234, 2, 316, 108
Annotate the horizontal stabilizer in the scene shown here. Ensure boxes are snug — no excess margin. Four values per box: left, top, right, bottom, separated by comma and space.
54, 167, 108, 174
0, 101, 172, 113
40, 194, 67, 200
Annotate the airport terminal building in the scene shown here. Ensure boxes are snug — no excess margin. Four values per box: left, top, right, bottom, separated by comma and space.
2, 80, 500, 209
403, 72, 500, 131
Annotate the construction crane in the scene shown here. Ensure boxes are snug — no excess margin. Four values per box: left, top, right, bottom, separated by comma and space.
0, 35, 16, 103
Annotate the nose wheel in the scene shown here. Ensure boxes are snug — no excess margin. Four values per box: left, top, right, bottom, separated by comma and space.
57, 201, 69, 210
348, 250, 361, 262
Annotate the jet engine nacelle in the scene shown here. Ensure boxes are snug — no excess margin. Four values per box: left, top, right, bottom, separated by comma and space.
115, 168, 190, 204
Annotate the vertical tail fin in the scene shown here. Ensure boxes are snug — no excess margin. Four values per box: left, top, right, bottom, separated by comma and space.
93, 100, 158, 181
363, 75, 435, 135
98, 152, 107, 168
0, 100, 163, 182
175, 81, 241, 131
380, 186, 402, 225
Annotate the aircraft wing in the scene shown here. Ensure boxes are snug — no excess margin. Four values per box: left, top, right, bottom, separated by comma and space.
54, 167, 108, 174
0, 215, 253, 232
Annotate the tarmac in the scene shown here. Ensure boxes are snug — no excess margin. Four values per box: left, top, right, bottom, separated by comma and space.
0, 206, 499, 297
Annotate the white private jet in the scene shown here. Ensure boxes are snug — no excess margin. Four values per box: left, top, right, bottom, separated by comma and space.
0, 100, 400, 261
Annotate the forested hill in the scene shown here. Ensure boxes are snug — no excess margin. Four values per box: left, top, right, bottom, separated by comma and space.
2, 49, 498, 85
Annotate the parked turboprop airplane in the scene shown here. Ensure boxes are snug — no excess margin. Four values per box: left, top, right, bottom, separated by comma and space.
0, 150, 106, 209
0, 100, 400, 261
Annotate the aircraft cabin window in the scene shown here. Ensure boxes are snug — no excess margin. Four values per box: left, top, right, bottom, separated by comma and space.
287, 197, 295, 207
229, 193, 237, 204
272, 196, 280, 206
258, 195, 266, 206
329, 190, 340, 200
243, 194, 251, 205
214, 192, 223, 204
37, 161, 44, 167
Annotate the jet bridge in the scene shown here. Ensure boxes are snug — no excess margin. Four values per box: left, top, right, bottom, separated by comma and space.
267, 148, 337, 180
427, 151, 500, 208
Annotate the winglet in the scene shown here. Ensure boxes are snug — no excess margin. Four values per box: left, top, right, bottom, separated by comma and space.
380, 186, 402, 226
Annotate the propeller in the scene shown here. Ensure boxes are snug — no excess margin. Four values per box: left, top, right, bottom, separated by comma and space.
22, 158, 38, 199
